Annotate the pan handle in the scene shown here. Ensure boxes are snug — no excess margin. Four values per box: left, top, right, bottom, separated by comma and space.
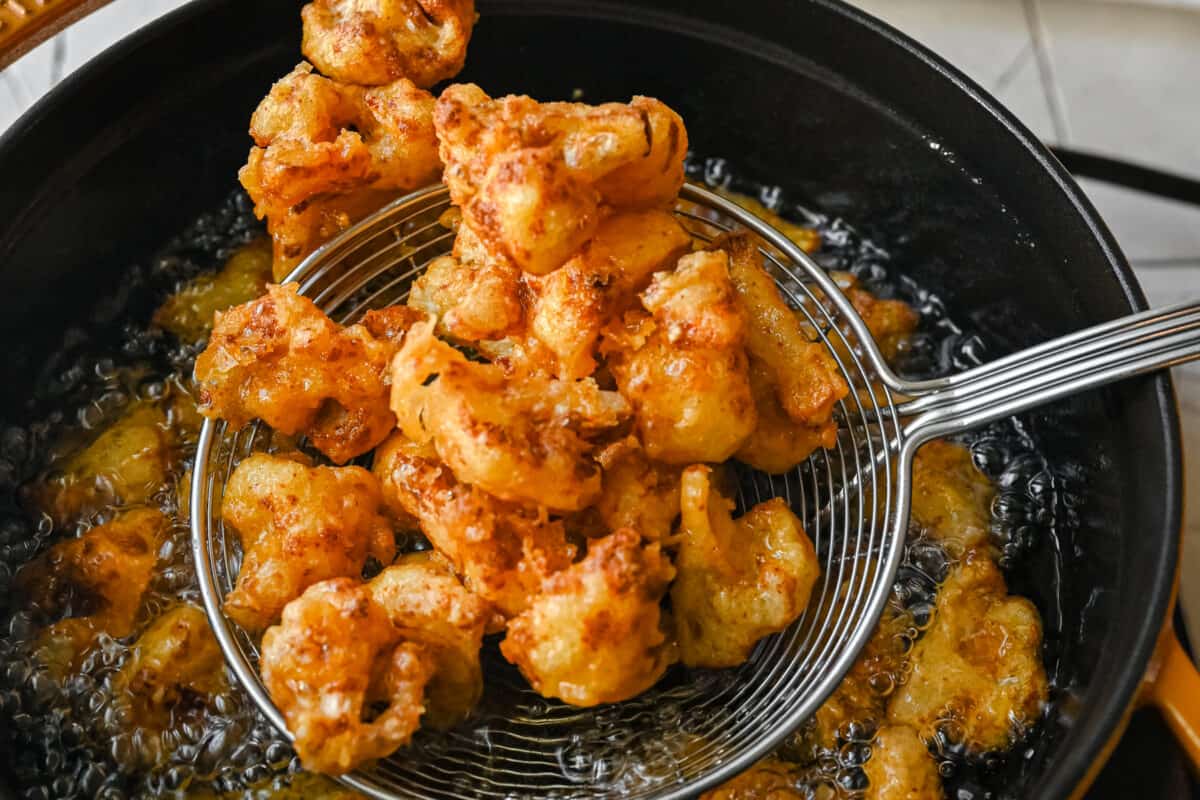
1145, 625, 1200, 772
0, 0, 115, 71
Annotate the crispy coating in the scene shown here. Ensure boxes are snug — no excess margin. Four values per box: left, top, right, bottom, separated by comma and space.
194, 283, 408, 464
239, 63, 440, 278
500, 528, 676, 706
574, 437, 682, 542
435, 84, 688, 275
390, 320, 629, 510
18, 509, 169, 674
604, 250, 757, 464
260, 578, 436, 774
153, 238, 274, 342
887, 551, 1048, 752
671, 465, 819, 668
910, 440, 994, 553
833, 271, 921, 363
863, 725, 942, 800
736, 358, 838, 475
714, 188, 821, 255
368, 552, 490, 729
372, 431, 575, 619
111, 604, 228, 731
699, 758, 808, 800
25, 403, 175, 527
723, 233, 848, 430
301, 0, 475, 87
220, 454, 396, 632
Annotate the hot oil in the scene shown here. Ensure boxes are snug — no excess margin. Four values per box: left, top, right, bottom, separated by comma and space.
0, 163, 1080, 799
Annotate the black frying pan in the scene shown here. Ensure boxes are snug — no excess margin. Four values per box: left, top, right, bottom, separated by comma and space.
0, 1, 1194, 798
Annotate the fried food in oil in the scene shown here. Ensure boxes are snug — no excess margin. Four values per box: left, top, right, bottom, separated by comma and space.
111, 604, 228, 731
434, 84, 687, 274
863, 725, 942, 800
723, 233, 847, 431
572, 437, 682, 542
390, 320, 629, 511
220, 453, 396, 632
735, 358, 839, 475
368, 552, 489, 729
500, 528, 676, 706
671, 465, 819, 668
714, 187, 821, 255
910, 440, 994, 553
301, 0, 475, 87
239, 63, 440, 278
260, 578, 436, 774
194, 283, 411, 464
603, 249, 757, 464
372, 431, 575, 619
699, 757, 808, 800
17, 508, 169, 674
887, 550, 1048, 752
26, 403, 175, 527
152, 238, 274, 342
833, 271, 921, 363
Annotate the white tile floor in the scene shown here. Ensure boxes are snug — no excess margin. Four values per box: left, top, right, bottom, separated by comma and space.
2, 0, 1199, 634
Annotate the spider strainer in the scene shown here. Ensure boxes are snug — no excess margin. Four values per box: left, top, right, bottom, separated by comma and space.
191, 182, 1200, 799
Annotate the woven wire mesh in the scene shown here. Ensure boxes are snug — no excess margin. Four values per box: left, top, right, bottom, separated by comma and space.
191, 182, 907, 800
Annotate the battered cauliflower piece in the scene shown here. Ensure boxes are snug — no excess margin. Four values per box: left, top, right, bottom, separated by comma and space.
194, 283, 406, 464
833, 271, 921, 363
434, 84, 688, 274
372, 431, 576, 619
389, 320, 629, 511
603, 249, 757, 464
239, 63, 440, 278
152, 237, 274, 342
671, 465, 819, 668
699, 758, 807, 800
25, 403, 175, 527
500, 529, 677, 706
714, 188, 821, 255
863, 725, 942, 800
17, 508, 169, 674
910, 440, 994, 553
368, 552, 489, 729
260, 578, 436, 774
887, 550, 1048, 752
574, 437, 682, 542
723, 233, 847, 430
111, 604, 228, 731
736, 358, 838, 475
302, 0, 475, 87
220, 453, 396, 632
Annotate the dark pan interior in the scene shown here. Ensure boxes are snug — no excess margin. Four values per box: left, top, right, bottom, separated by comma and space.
0, 0, 1182, 797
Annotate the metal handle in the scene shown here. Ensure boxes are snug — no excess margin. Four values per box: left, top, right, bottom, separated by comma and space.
0, 0, 114, 71
900, 300, 1200, 445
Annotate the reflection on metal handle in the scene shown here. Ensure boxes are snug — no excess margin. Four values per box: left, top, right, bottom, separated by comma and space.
0, 0, 113, 70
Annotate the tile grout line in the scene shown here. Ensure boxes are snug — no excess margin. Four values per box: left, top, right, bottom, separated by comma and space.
1022, 0, 1072, 143
990, 40, 1034, 96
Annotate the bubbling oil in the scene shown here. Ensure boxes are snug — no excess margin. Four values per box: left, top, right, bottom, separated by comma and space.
0, 163, 1079, 799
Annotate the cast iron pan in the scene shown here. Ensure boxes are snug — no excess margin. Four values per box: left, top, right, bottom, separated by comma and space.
0, 0, 1191, 797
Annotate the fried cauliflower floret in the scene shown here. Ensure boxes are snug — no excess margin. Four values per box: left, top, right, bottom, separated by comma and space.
910, 440, 994, 553
220, 454, 396, 632
723, 233, 848, 430
390, 320, 628, 511
833, 271, 920, 363
699, 758, 807, 800
604, 250, 756, 464
714, 187, 821, 255
372, 432, 575, 619
194, 283, 410, 464
573, 437, 682, 542
152, 238, 274, 342
17, 508, 168, 675
239, 63, 440, 278
671, 465, 819, 668
434, 84, 688, 275
735, 358, 838, 474
863, 725, 942, 800
500, 529, 676, 706
368, 552, 489, 729
261, 578, 436, 774
111, 604, 229, 731
301, 0, 475, 87
887, 551, 1048, 752
25, 403, 175, 527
